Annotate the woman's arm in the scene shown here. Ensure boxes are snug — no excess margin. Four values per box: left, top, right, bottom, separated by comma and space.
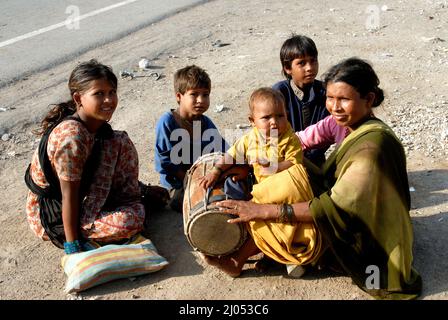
290, 202, 313, 222
215, 199, 313, 224
60, 179, 81, 242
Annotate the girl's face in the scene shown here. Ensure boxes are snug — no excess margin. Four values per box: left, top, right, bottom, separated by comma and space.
249, 99, 288, 137
284, 55, 319, 89
75, 78, 118, 126
325, 81, 374, 131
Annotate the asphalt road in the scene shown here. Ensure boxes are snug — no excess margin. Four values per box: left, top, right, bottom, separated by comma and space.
0, 0, 208, 87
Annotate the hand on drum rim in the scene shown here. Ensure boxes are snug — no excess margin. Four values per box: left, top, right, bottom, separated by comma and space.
198, 172, 219, 190
215, 199, 246, 224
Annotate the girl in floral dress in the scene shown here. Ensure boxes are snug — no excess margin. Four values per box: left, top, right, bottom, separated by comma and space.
26, 60, 145, 254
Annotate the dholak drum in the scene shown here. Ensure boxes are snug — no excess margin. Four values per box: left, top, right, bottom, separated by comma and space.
183, 152, 248, 256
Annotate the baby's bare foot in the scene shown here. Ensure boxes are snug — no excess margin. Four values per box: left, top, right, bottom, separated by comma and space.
201, 253, 242, 278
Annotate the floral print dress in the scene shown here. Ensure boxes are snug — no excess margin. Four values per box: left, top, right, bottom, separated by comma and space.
26, 120, 145, 243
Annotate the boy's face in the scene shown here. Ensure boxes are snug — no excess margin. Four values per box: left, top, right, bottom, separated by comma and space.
249, 99, 288, 137
284, 55, 319, 89
176, 88, 210, 119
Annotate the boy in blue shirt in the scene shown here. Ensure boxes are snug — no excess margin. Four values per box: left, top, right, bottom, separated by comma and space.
273, 35, 329, 166
155, 65, 227, 212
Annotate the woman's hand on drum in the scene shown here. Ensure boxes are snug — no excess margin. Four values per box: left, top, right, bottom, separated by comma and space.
216, 199, 272, 224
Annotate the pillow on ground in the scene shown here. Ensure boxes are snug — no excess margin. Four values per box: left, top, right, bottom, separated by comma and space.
61, 236, 169, 293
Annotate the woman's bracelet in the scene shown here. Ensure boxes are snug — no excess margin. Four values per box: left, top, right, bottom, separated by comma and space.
285, 204, 295, 223
64, 240, 82, 254
277, 204, 294, 223
277, 204, 287, 223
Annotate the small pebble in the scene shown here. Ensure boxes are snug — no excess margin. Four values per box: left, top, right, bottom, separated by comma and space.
138, 58, 151, 70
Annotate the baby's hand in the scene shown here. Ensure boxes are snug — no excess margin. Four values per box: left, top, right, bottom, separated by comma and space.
198, 171, 220, 190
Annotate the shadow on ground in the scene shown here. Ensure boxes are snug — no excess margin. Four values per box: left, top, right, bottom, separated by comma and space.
412, 212, 448, 298
408, 169, 448, 298
408, 169, 448, 209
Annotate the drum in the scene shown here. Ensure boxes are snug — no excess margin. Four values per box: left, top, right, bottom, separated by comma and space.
183, 152, 247, 256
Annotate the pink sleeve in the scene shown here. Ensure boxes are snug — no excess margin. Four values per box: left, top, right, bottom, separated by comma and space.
297, 116, 348, 151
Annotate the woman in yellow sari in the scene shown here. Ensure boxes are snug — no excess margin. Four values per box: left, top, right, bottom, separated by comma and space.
204, 57, 422, 299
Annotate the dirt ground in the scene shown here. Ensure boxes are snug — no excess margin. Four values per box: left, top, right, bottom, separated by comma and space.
0, 0, 447, 300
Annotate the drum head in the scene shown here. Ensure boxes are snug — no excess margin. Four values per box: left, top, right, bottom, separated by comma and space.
187, 210, 245, 256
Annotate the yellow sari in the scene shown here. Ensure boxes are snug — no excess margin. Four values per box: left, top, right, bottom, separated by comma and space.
248, 164, 323, 265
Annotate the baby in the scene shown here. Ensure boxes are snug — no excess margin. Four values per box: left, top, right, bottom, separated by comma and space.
199, 87, 303, 190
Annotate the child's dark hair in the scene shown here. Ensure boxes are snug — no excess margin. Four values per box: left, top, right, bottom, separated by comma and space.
174, 65, 211, 95
280, 34, 318, 79
323, 57, 384, 107
37, 59, 117, 135
249, 87, 286, 116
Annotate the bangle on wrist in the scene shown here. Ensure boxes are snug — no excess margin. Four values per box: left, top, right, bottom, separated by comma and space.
277, 204, 286, 223
277, 204, 294, 224
285, 204, 295, 223
64, 240, 82, 254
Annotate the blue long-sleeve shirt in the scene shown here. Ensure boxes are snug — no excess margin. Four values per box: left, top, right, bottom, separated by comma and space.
272, 79, 329, 166
155, 110, 228, 189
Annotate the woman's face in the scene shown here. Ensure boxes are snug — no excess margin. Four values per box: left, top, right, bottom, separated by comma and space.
325, 81, 374, 131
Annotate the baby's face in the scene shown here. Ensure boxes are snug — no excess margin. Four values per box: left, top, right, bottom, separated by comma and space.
250, 99, 288, 138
